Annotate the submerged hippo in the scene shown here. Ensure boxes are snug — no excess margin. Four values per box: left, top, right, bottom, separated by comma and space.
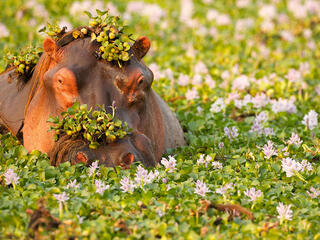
0, 28, 185, 168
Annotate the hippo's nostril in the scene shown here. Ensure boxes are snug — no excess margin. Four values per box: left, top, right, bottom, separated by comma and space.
119, 152, 134, 169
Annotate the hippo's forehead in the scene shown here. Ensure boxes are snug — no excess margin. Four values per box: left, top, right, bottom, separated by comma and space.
60, 38, 153, 86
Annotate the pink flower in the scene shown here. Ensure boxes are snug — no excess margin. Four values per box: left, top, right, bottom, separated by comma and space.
120, 176, 136, 193
262, 141, 277, 159
161, 156, 177, 173
95, 180, 109, 195
307, 187, 320, 199
302, 110, 318, 130
244, 188, 262, 202
287, 133, 303, 146
4, 169, 19, 185
277, 202, 293, 222
195, 180, 210, 197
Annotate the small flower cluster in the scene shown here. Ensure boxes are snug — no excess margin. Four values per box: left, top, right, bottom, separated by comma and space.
281, 157, 313, 177
4, 169, 20, 186
244, 187, 262, 202
302, 110, 318, 130
210, 98, 226, 113
277, 202, 293, 222
134, 166, 159, 188
120, 165, 159, 193
53, 192, 69, 203
197, 154, 223, 169
216, 183, 233, 195
287, 133, 303, 146
224, 126, 239, 141
88, 161, 100, 177
194, 180, 210, 197
250, 111, 273, 136
66, 179, 81, 189
161, 155, 177, 173
95, 179, 110, 195
307, 187, 320, 199
262, 141, 277, 159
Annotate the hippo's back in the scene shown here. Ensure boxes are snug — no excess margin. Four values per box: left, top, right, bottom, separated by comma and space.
153, 91, 185, 150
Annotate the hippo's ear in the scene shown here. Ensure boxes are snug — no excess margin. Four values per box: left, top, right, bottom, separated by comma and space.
132, 36, 150, 60
43, 38, 59, 58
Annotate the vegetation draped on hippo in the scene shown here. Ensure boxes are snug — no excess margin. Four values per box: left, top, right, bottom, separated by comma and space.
48, 102, 131, 150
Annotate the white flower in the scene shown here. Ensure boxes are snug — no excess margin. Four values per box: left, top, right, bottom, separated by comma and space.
216, 183, 233, 195
224, 126, 239, 141
134, 166, 159, 188
192, 74, 202, 85
244, 188, 262, 202
161, 156, 177, 173
232, 75, 250, 90
307, 187, 320, 199
252, 93, 269, 108
197, 154, 211, 167
236, 0, 251, 8
281, 157, 302, 177
95, 180, 109, 195
157, 209, 165, 217
302, 110, 318, 130
280, 31, 295, 42
53, 192, 69, 202
210, 98, 226, 113
186, 88, 199, 100
179, 0, 194, 26
285, 69, 302, 83
212, 161, 223, 169
216, 14, 231, 26
88, 161, 99, 177
287, 133, 303, 146
194, 61, 208, 75
126, 2, 165, 23
277, 202, 293, 222
264, 127, 274, 136
259, 4, 277, 19
177, 73, 190, 86
120, 176, 136, 193
0, 23, 9, 38
236, 18, 254, 32
4, 169, 19, 185
66, 179, 80, 189
300, 160, 313, 172
205, 75, 216, 88
262, 141, 277, 159
77, 215, 85, 224
194, 180, 210, 197
271, 98, 297, 114
261, 20, 274, 32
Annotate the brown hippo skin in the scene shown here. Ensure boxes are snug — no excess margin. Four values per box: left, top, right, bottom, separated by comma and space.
0, 32, 185, 168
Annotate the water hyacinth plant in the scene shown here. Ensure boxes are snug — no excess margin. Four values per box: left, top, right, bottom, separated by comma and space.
4, 46, 42, 77
48, 102, 131, 149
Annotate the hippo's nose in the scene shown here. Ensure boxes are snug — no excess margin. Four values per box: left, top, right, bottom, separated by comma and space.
119, 152, 134, 169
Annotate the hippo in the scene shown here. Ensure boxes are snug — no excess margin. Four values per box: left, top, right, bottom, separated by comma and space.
0, 27, 185, 168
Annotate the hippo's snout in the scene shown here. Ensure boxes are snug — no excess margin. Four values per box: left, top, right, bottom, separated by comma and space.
50, 133, 156, 168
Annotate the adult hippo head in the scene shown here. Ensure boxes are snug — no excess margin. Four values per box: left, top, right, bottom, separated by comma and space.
0, 27, 185, 168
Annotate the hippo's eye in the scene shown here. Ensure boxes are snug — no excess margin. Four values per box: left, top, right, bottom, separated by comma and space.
58, 78, 63, 84
137, 78, 143, 87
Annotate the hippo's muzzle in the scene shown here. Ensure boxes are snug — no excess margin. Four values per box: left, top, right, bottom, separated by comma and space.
49, 133, 156, 168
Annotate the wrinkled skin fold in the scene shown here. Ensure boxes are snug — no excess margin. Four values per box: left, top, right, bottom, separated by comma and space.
0, 30, 185, 167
